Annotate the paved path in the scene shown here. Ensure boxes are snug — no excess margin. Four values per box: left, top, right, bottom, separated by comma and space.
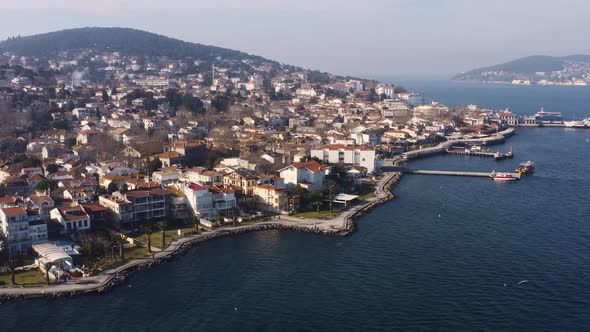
0, 171, 401, 297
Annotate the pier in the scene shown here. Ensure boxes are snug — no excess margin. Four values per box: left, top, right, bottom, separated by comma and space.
405, 169, 494, 177
446, 147, 513, 160
400, 127, 516, 161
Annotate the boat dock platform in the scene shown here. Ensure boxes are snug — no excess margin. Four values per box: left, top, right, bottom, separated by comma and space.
446, 148, 513, 160
406, 169, 493, 177
380, 166, 519, 179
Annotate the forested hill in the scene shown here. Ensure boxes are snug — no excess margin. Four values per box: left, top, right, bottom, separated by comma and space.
453, 55, 590, 82
0, 27, 270, 62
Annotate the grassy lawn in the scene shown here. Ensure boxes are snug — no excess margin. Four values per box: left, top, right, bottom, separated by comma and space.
134, 226, 197, 249
0, 269, 47, 287
124, 245, 151, 260
292, 209, 341, 219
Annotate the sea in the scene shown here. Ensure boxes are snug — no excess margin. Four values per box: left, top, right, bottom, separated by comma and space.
2, 80, 590, 331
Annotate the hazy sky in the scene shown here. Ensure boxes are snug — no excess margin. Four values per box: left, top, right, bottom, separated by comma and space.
1, 0, 589, 78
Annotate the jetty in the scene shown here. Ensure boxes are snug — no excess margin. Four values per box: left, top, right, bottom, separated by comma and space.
446, 146, 513, 160
398, 127, 516, 161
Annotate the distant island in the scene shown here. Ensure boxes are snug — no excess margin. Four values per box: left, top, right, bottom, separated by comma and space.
453, 55, 590, 86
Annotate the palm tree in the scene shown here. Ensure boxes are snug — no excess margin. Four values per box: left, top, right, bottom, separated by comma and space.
140, 224, 153, 253
7, 257, 18, 286
232, 207, 240, 226
313, 201, 322, 219
156, 220, 167, 248
43, 261, 54, 285
112, 235, 125, 260
193, 216, 200, 234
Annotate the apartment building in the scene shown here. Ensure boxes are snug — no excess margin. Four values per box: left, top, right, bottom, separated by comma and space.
0, 207, 48, 254
311, 144, 376, 173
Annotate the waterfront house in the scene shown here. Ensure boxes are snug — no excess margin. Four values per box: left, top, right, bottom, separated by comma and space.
278, 160, 326, 192
49, 205, 91, 232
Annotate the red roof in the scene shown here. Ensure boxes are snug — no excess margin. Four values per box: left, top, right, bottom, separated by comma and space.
188, 183, 208, 191
2, 207, 26, 217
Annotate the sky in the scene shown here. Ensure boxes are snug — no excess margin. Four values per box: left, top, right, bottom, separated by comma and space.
1, 0, 589, 79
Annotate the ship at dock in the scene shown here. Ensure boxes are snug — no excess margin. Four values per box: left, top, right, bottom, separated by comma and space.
515, 161, 535, 174
564, 118, 590, 128
490, 171, 521, 181
534, 108, 563, 124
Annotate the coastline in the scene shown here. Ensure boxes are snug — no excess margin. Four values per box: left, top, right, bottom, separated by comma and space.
0, 171, 402, 302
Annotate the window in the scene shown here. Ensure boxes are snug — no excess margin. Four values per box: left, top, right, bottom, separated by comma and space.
83, 220, 88, 227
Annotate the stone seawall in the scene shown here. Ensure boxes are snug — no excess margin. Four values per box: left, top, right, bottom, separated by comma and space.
0, 171, 402, 302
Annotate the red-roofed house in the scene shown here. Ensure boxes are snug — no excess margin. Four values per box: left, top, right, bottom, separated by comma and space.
50, 205, 91, 232
279, 160, 326, 191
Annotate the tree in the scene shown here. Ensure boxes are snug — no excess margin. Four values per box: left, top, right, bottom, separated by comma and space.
140, 223, 153, 253
156, 220, 167, 248
45, 164, 59, 174
145, 158, 162, 176
43, 261, 54, 285
65, 137, 77, 149
35, 179, 58, 194
101, 89, 109, 102
211, 95, 230, 113
53, 119, 70, 130
107, 182, 119, 194
112, 236, 125, 260
7, 256, 18, 286
193, 216, 200, 234
313, 201, 322, 219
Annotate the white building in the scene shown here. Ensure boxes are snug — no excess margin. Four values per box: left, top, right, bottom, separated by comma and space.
375, 83, 394, 98
278, 160, 326, 192
0, 207, 48, 254
311, 144, 376, 173
49, 206, 91, 232
182, 183, 215, 219
152, 170, 180, 185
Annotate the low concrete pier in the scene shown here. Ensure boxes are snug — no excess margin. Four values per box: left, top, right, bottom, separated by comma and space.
406, 170, 493, 177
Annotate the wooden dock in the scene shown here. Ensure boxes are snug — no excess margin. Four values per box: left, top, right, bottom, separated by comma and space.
406, 170, 493, 177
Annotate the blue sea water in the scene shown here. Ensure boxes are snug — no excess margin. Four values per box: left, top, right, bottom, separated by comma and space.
395, 79, 590, 119
2, 82, 590, 331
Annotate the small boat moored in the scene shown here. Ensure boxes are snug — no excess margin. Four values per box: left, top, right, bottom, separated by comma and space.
491, 171, 521, 181
515, 160, 535, 174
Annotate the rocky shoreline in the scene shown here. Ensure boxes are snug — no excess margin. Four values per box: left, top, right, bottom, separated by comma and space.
0, 171, 402, 303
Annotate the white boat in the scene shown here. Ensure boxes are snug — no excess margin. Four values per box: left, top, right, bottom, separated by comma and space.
564, 120, 589, 128
491, 171, 520, 181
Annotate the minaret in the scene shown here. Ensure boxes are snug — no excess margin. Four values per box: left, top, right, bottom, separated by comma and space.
211, 64, 215, 85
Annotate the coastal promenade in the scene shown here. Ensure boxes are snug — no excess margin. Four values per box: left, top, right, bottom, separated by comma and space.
0, 171, 402, 301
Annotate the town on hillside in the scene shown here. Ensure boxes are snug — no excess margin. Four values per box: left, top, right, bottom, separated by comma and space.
0, 46, 522, 286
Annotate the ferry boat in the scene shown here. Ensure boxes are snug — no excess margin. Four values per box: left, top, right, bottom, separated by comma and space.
515, 160, 535, 174
491, 171, 520, 181
534, 108, 563, 124
564, 118, 590, 128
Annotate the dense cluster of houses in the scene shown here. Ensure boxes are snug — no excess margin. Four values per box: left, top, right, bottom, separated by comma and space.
0, 49, 521, 256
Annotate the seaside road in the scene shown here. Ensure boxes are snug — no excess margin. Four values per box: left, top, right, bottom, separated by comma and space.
0, 172, 400, 298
